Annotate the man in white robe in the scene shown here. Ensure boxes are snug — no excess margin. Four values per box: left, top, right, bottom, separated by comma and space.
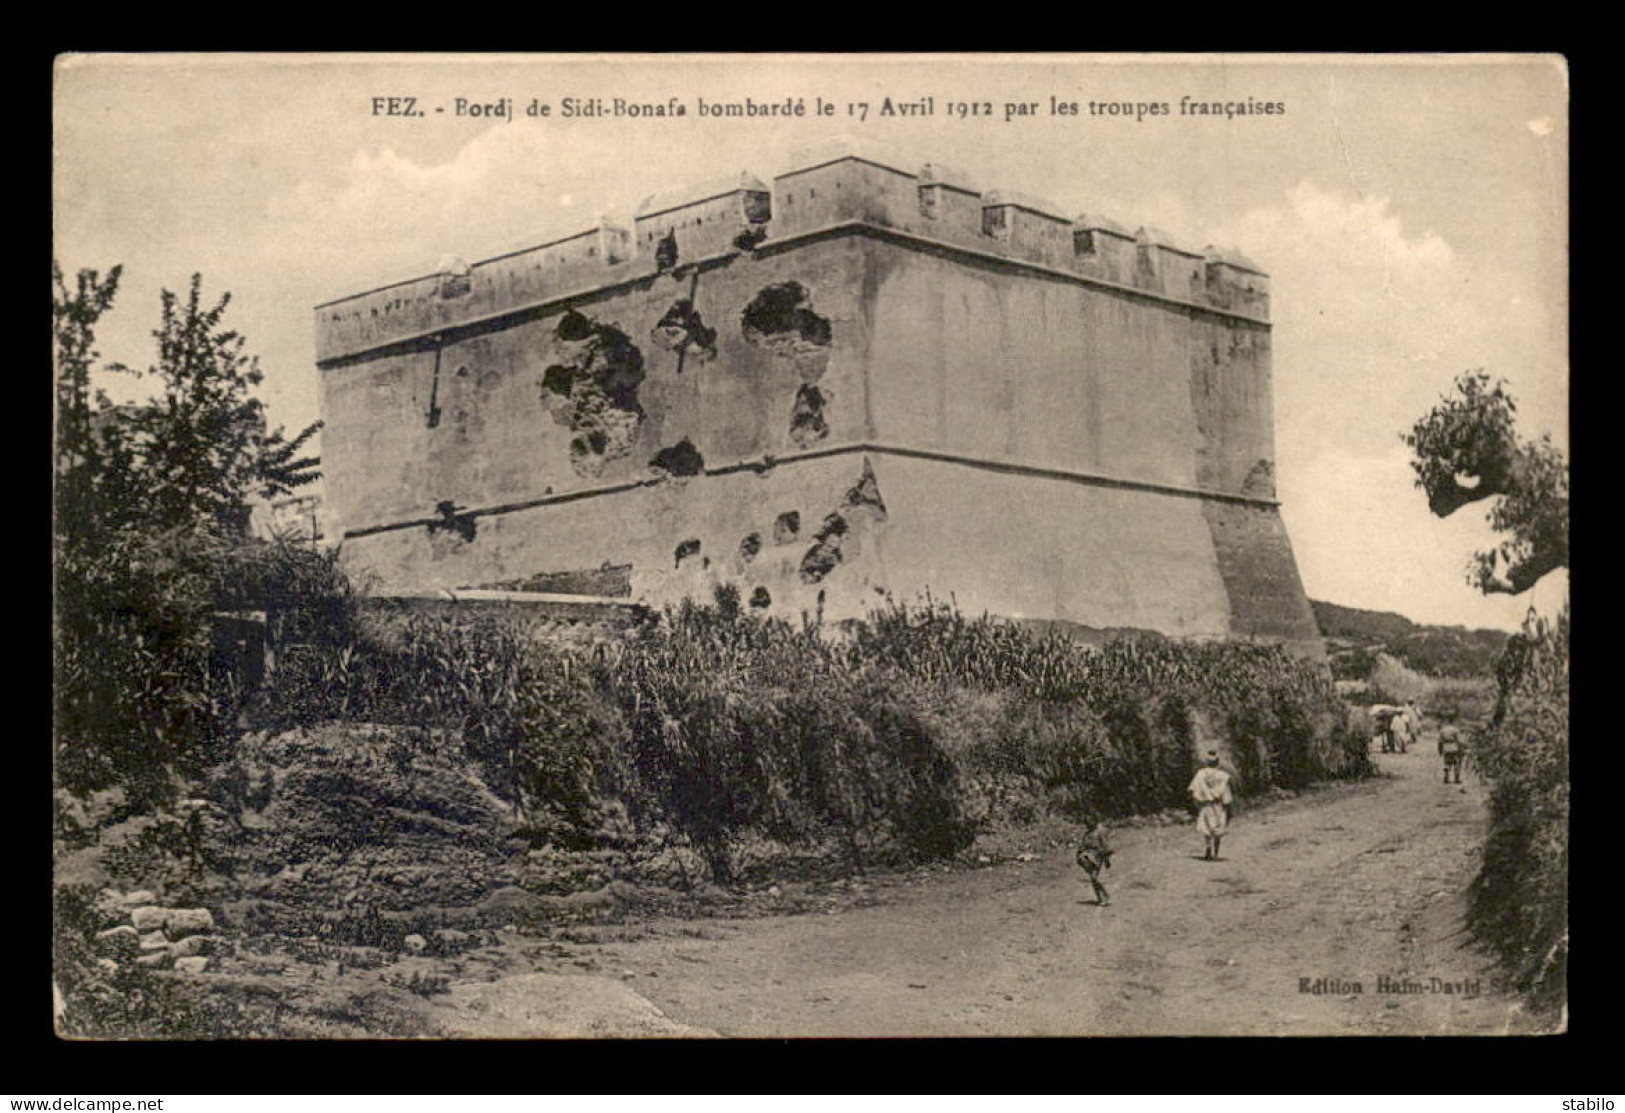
1188, 750, 1234, 861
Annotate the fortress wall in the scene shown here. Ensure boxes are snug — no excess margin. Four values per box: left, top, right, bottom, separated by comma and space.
317, 157, 1314, 648
1201, 500, 1322, 650
859, 239, 1266, 495
334, 450, 896, 624
859, 454, 1235, 635
321, 238, 874, 543
334, 443, 1240, 638
1187, 319, 1274, 496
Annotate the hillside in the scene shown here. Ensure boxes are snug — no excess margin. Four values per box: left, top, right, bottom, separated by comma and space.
1311, 599, 1508, 679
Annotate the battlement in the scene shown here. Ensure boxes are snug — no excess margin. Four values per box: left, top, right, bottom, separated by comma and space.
315, 142, 1269, 365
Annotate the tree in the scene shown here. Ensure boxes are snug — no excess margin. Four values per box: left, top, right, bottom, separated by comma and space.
53, 263, 128, 547
120, 273, 322, 535
1402, 370, 1568, 594
53, 263, 332, 799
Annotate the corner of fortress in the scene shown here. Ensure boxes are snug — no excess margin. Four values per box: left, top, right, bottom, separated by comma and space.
314, 136, 1320, 654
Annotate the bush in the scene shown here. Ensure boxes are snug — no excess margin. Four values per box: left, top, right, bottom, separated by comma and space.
228, 592, 1366, 892
55, 528, 354, 807
1468, 606, 1567, 1013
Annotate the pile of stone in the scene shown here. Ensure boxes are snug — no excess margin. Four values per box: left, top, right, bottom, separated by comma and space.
89, 889, 222, 976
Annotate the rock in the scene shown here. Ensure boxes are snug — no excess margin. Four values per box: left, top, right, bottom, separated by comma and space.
95, 958, 120, 976
403, 934, 428, 953
163, 908, 215, 937
129, 906, 168, 932
121, 890, 158, 908
480, 886, 542, 914
138, 930, 170, 952
90, 890, 129, 928
95, 925, 141, 954
173, 956, 211, 975
170, 934, 219, 958
135, 951, 170, 969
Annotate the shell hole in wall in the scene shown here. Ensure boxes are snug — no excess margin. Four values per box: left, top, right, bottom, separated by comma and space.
799, 515, 847, 584
652, 300, 718, 362
773, 510, 801, 544
789, 383, 830, 447
749, 587, 771, 609
674, 538, 701, 568
648, 437, 706, 478
739, 533, 762, 561
655, 231, 679, 271
741, 282, 832, 349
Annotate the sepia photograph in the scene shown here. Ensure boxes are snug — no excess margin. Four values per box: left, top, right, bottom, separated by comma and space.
52, 52, 1569, 1039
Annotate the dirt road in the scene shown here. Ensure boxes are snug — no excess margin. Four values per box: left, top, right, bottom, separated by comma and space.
434, 747, 1547, 1037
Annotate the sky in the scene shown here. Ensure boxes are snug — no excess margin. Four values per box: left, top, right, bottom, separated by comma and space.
52, 53, 1569, 632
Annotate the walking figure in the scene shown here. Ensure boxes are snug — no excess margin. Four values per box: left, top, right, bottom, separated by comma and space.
1372, 705, 1401, 753
1438, 715, 1466, 785
1075, 819, 1114, 906
1188, 750, 1234, 861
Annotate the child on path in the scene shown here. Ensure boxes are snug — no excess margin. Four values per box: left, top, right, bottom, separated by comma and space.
1076, 819, 1114, 906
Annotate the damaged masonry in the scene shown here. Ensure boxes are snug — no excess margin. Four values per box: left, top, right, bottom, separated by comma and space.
316, 143, 1316, 648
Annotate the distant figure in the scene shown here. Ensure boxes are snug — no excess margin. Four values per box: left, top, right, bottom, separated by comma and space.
1075, 819, 1115, 906
1400, 701, 1423, 752
1370, 705, 1394, 752
1371, 705, 1408, 753
1394, 703, 1420, 753
1438, 716, 1466, 785
1188, 751, 1234, 861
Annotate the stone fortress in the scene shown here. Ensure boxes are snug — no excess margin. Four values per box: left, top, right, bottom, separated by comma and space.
315, 136, 1320, 650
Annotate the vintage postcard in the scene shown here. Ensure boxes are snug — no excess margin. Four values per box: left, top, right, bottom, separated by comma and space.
53, 53, 1568, 1038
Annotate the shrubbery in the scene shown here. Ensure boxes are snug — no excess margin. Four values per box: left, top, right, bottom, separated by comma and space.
248, 589, 1367, 886
1468, 605, 1568, 1013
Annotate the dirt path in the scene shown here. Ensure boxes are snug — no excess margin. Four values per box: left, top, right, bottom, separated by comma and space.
431, 747, 1548, 1037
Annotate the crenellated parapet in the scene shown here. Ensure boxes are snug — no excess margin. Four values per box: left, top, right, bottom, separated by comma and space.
315, 140, 1269, 365
315, 219, 635, 364
1072, 214, 1138, 285
1202, 246, 1271, 317
635, 170, 770, 268
980, 190, 1074, 269
1135, 226, 1206, 303
772, 136, 923, 234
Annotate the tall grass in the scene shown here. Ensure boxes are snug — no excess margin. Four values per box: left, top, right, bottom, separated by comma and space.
251, 589, 1366, 885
